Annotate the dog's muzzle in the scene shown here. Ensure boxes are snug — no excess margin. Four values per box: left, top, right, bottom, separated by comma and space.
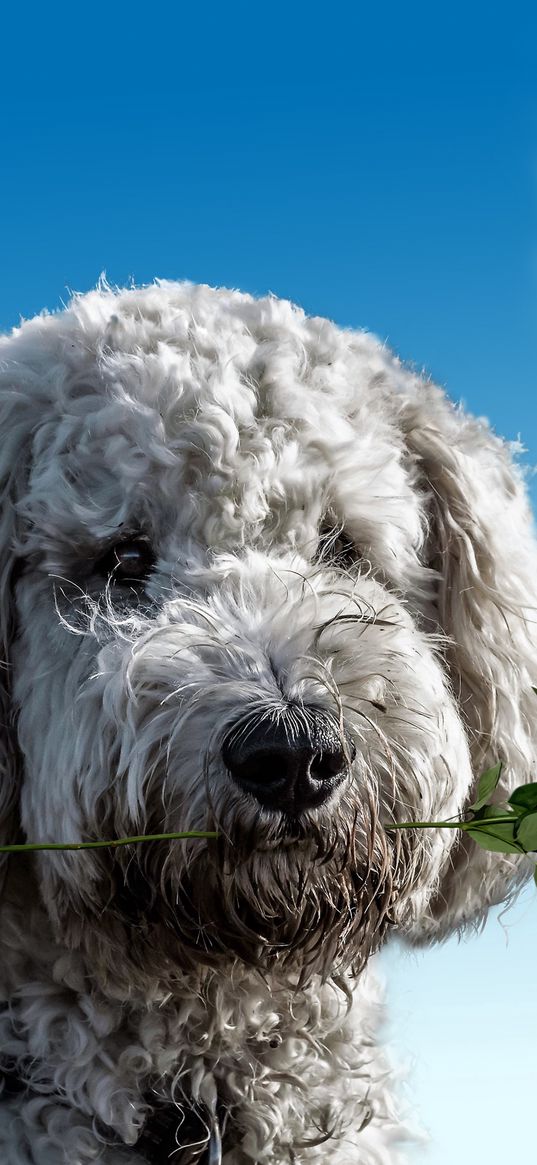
222, 706, 355, 814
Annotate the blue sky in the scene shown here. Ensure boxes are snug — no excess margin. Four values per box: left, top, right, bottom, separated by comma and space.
1, 3, 536, 1160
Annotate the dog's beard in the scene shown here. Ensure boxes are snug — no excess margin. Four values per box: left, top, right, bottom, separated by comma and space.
63, 789, 416, 990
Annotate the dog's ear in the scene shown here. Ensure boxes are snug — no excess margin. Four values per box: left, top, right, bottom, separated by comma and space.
400, 381, 537, 939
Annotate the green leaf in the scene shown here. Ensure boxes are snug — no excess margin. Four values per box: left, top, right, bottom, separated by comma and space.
468, 762, 503, 813
532, 687, 537, 696
508, 782, 537, 813
515, 812, 537, 852
466, 821, 524, 855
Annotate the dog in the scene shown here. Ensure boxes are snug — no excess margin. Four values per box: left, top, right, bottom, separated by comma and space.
0, 280, 536, 1164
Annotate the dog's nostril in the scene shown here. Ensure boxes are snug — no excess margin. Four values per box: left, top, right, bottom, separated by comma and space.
222, 708, 355, 813
310, 748, 348, 781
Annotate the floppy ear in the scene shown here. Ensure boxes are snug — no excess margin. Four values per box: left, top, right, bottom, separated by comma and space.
400, 380, 537, 938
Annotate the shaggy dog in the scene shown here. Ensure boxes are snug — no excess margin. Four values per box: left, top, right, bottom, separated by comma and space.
0, 281, 536, 1164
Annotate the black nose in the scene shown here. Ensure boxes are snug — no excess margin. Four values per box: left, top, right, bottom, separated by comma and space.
222, 707, 355, 813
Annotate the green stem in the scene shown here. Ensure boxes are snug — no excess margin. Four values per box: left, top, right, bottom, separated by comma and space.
0, 831, 219, 854
387, 817, 516, 831
0, 816, 521, 854
387, 820, 461, 830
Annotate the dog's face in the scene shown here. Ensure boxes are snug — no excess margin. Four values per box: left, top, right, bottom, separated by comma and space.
1, 283, 535, 990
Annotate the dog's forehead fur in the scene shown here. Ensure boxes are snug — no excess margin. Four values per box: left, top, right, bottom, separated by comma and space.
13, 281, 422, 583
1, 280, 537, 1164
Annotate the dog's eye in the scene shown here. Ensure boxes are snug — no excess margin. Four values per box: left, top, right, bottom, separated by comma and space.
95, 539, 156, 584
317, 526, 356, 569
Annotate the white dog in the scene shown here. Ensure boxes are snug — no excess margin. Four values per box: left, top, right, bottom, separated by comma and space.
0, 281, 536, 1164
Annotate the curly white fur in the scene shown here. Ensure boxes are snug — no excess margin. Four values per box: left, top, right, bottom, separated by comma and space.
0, 280, 536, 1163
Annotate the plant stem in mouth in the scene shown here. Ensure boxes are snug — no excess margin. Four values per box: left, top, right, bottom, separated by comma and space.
0, 831, 219, 854
386, 817, 517, 831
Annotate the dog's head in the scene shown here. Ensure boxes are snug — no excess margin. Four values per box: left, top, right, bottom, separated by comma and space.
1, 282, 536, 990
